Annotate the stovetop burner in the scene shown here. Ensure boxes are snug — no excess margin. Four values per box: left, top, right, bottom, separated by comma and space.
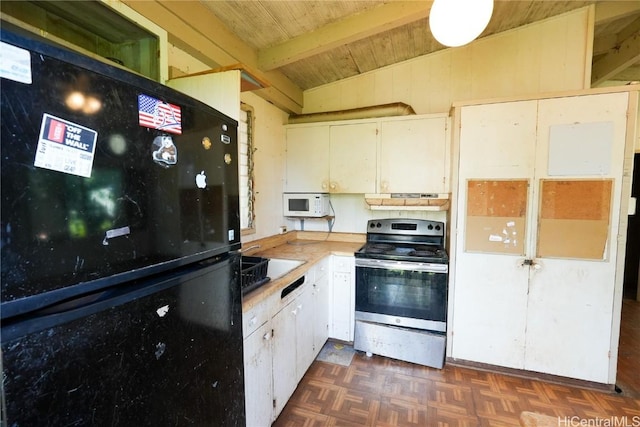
356, 219, 448, 263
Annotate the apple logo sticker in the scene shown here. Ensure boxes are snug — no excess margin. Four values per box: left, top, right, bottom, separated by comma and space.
195, 171, 207, 189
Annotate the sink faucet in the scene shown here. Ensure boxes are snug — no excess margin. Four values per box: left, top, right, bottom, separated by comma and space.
241, 244, 261, 253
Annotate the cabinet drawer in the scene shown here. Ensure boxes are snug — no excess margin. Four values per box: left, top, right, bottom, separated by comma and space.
315, 257, 330, 280
332, 255, 354, 273
243, 299, 272, 338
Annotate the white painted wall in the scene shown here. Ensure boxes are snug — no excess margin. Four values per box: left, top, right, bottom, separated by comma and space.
285, 195, 448, 235
303, 7, 591, 115
240, 91, 290, 242
162, 8, 602, 240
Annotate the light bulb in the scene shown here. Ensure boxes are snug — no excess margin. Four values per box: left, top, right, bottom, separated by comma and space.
429, 0, 494, 47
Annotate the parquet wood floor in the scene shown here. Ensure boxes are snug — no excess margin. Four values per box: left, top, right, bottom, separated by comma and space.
274, 299, 640, 427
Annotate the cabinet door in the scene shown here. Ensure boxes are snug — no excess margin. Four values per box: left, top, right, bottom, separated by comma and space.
285, 126, 330, 192
271, 299, 298, 417
329, 256, 355, 342
329, 123, 377, 193
523, 92, 630, 383
295, 287, 315, 382
312, 272, 330, 356
379, 117, 448, 194
243, 322, 273, 426
451, 100, 538, 369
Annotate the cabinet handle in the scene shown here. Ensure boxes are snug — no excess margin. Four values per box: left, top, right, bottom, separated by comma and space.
330, 182, 336, 190
519, 259, 543, 270
292, 308, 298, 316
249, 316, 257, 326
263, 332, 271, 341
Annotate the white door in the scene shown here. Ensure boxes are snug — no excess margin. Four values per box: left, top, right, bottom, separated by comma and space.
451, 100, 538, 369
523, 92, 630, 383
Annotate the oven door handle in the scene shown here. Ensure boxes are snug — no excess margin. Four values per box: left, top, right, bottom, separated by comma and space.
355, 258, 448, 273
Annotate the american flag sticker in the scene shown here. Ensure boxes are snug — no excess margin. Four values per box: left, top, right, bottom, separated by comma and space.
138, 94, 182, 134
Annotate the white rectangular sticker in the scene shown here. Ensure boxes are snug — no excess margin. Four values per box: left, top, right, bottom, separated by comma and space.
0, 41, 32, 84
34, 114, 98, 178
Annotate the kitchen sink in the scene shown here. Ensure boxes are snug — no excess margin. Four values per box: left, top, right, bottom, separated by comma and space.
267, 258, 304, 281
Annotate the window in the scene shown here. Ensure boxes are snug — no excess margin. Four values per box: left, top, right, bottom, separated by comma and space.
239, 103, 255, 234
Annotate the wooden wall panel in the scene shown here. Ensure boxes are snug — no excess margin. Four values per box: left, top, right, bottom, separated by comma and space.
537, 179, 613, 259
465, 180, 528, 255
303, 7, 591, 115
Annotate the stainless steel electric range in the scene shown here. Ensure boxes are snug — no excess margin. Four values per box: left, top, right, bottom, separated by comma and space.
354, 218, 448, 369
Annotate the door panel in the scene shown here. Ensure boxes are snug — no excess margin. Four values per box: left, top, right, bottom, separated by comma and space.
451, 100, 537, 367
524, 92, 629, 383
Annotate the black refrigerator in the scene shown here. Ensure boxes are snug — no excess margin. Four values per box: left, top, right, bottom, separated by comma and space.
1, 21, 245, 426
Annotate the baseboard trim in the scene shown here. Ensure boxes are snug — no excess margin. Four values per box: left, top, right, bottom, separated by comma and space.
446, 357, 616, 394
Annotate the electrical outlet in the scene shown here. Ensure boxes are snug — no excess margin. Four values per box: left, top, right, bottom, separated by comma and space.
279, 226, 287, 234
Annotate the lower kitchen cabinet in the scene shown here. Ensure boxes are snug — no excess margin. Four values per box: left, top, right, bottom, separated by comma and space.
271, 295, 300, 416
243, 259, 332, 423
312, 259, 330, 353
243, 321, 273, 427
329, 255, 355, 342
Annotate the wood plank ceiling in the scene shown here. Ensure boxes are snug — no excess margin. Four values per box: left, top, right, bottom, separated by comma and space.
128, 0, 640, 113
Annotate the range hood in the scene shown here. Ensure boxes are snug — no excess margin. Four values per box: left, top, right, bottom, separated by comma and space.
365, 193, 450, 211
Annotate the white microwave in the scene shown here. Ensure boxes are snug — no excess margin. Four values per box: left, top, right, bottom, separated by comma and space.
283, 193, 330, 217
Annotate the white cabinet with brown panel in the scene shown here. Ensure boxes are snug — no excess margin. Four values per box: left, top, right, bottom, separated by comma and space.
450, 89, 637, 385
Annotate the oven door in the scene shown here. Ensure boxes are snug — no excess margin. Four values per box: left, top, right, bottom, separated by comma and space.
355, 258, 448, 332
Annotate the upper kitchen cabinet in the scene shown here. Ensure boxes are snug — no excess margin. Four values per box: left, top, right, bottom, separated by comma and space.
285, 122, 377, 194
285, 114, 450, 199
285, 125, 330, 193
379, 115, 449, 194
0, 0, 167, 82
329, 122, 377, 193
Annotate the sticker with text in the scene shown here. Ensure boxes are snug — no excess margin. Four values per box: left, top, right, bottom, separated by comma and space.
0, 41, 32, 84
34, 114, 97, 178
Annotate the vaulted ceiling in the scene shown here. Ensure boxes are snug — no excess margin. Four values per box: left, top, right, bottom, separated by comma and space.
121, 1, 640, 114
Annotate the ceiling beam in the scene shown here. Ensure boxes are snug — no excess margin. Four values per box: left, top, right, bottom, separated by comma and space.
121, 0, 303, 113
258, 1, 431, 72
592, 26, 640, 85
595, 1, 640, 24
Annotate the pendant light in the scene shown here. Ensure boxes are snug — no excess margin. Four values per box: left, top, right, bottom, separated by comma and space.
429, 0, 494, 47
